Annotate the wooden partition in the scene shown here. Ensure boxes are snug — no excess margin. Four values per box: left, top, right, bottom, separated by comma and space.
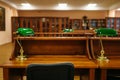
90, 37, 120, 59
11, 37, 91, 59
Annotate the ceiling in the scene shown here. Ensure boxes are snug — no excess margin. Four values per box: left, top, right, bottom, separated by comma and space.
1, 0, 120, 10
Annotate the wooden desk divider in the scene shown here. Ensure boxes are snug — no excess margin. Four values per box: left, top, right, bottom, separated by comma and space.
11, 37, 91, 59
90, 37, 120, 59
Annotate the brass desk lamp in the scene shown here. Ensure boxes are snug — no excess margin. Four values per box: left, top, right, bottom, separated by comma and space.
97, 35, 109, 62
95, 28, 118, 62
15, 28, 34, 61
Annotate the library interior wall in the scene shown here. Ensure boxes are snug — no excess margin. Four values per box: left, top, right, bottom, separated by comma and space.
108, 10, 116, 17
18, 10, 109, 19
0, 1, 18, 45
115, 11, 120, 17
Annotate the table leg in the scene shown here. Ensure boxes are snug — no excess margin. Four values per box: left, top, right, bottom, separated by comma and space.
89, 68, 95, 80
101, 69, 107, 80
3, 68, 9, 80
3, 68, 24, 80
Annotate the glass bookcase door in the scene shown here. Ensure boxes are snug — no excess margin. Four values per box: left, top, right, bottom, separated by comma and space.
116, 18, 120, 30
90, 19, 98, 29
70, 19, 81, 30
106, 18, 115, 29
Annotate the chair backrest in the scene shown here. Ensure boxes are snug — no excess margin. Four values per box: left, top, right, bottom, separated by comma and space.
26, 63, 74, 80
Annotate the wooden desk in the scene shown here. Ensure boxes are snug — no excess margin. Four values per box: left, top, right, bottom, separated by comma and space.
90, 37, 120, 80
2, 37, 98, 80
2, 55, 98, 80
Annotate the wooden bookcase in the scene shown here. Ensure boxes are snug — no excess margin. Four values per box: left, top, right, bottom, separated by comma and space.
13, 17, 120, 34
69, 19, 106, 30
69, 19, 82, 30
12, 17, 107, 33
106, 17, 115, 29
12, 17, 69, 33
106, 17, 120, 30
88, 19, 106, 29
98, 19, 106, 28
115, 17, 120, 30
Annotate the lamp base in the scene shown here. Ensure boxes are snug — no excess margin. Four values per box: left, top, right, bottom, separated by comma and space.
97, 56, 109, 62
16, 55, 27, 61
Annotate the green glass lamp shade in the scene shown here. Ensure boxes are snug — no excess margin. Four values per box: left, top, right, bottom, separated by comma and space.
63, 29, 74, 32
16, 28, 34, 36
95, 28, 118, 37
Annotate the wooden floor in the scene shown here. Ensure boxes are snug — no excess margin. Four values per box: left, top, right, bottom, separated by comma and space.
0, 43, 80, 80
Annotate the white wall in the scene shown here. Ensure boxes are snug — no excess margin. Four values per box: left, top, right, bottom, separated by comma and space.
0, 2, 18, 45
108, 9, 116, 17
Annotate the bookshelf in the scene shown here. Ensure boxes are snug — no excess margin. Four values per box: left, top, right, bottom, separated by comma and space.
106, 17, 120, 31
115, 17, 120, 30
69, 19, 82, 30
89, 19, 106, 29
106, 17, 115, 29
12, 17, 69, 33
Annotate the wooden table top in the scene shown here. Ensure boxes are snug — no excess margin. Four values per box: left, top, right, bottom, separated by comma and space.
98, 58, 120, 69
2, 55, 98, 69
